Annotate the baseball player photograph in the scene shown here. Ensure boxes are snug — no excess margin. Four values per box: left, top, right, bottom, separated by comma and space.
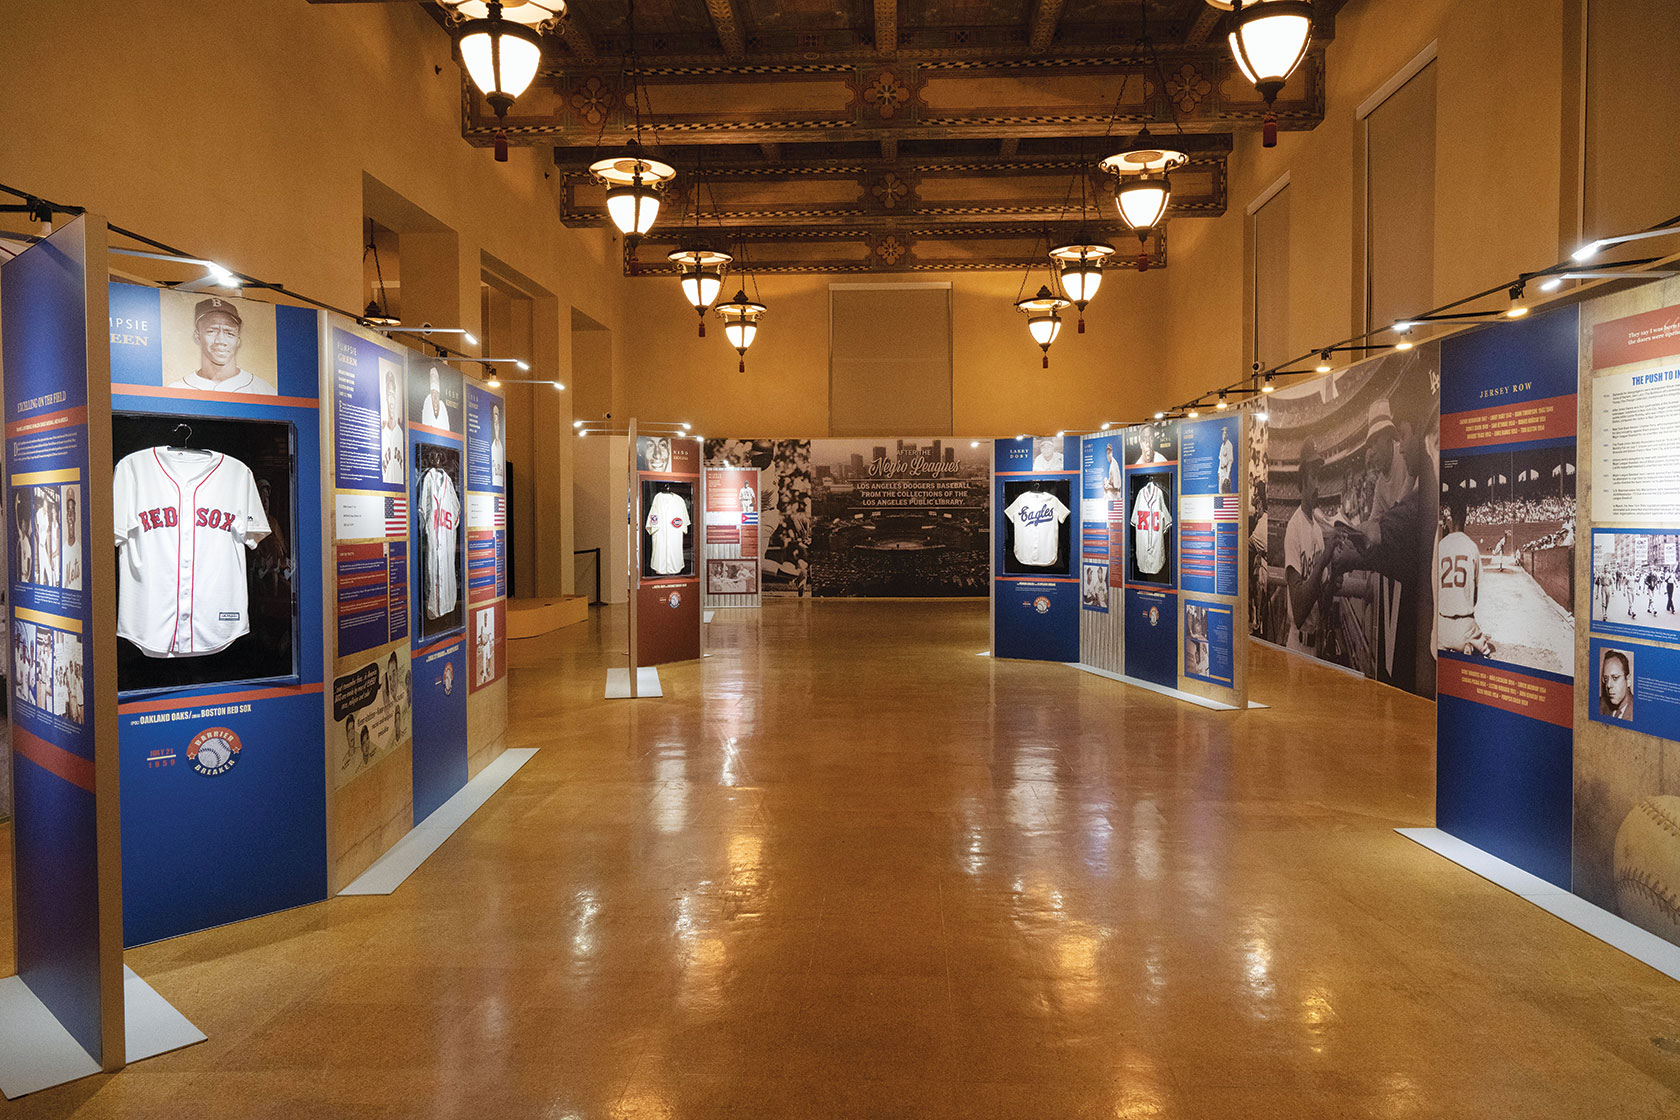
1601, 648, 1634, 721
341, 711, 360, 770
35, 487, 60, 588
1282, 438, 1344, 655
1032, 437, 1063, 472
1133, 424, 1161, 465
491, 404, 506, 487
380, 363, 406, 485
60, 484, 82, 591
15, 492, 33, 587
1103, 443, 1123, 496
475, 608, 496, 685
420, 366, 451, 429
1218, 425, 1235, 494
1082, 563, 1108, 609
165, 295, 278, 394
1436, 487, 1496, 657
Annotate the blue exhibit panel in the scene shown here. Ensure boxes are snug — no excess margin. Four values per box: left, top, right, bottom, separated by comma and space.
1437, 689, 1573, 888
995, 580, 1080, 661
1124, 588, 1177, 688
994, 436, 1080, 661
412, 636, 469, 824
111, 306, 328, 946
3, 220, 108, 1059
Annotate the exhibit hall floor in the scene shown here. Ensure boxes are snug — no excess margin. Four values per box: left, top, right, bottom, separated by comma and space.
4, 599, 1680, 1117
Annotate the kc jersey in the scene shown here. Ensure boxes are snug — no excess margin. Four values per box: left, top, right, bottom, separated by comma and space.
114, 447, 271, 657
1005, 490, 1069, 566
645, 491, 691, 575
1131, 480, 1173, 575
418, 468, 462, 619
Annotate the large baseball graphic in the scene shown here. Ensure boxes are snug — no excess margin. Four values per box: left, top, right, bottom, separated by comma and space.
1613, 796, 1680, 943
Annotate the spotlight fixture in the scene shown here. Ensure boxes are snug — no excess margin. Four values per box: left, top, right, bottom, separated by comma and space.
1572, 241, 1602, 262
1153, 411, 1166, 420
1539, 277, 1564, 292
1048, 237, 1116, 333
1505, 282, 1530, 318
668, 246, 732, 336
1014, 285, 1072, 368
970, 440, 981, 448
1188, 406, 1201, 419
486, 367, 502, 388
1315, 351, 1331, 374
1216, 391, 1229, 410
681, 422, 692, 430
715, 289, 766, 372
445, 0, 557, 161
1225, 0, 1313, 147
1261, 373, 1275, 393
573, 419, 583, 427
1395, 339, 1414, 352
1392, 320, 1413, 334
1101, 422, 1112, 431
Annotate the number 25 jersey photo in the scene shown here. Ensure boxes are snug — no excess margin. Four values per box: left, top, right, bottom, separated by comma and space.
113, 447, 271, 657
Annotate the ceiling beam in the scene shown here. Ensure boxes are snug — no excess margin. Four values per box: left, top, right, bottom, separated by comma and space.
760, 142, 781, 161
1027, 0, 1067, 55
556, 10, 597, 62
881, 137, 898, 161
875, 0, 897, 56
998, 137, 1019, 158
703, 0, 747, 59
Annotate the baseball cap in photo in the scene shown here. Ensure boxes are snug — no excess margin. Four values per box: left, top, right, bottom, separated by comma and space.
1365, 399, 1397, 443
194, 296, 243, 326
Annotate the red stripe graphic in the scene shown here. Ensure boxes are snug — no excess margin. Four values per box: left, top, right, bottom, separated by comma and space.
13, 726, 95, 792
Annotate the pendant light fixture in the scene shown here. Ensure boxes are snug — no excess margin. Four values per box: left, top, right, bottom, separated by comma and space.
1225, 0, 1314, 147
1047, 238, 1115, 334
442, 1, 563, 161
715, 289, 767, 372
360, 238, 401, 327
1015, 286, 1072, 369
587, 0, 674, 251
1099, 129, 1186, 272
668, 247, 732, 337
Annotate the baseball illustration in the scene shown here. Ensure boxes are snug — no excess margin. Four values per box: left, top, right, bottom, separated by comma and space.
1613, 796, 1680, 942
196, 738, 233, 769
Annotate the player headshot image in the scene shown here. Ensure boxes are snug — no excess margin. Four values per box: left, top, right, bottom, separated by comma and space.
491, 404, 506, 486
381, 364, 405, 484
1600, 648, 1634, 721
341, 712, 359, 769
646, 435, 671, 473
1218, 425, 1235, 494
60, 486, 82, 590
1135, 424, 1160, 465
1032, 437, 1063, 472
421, 366, 450, 429
167, 297, 277, 394
1104, 444, 1123, 495
359, 725, 374, 764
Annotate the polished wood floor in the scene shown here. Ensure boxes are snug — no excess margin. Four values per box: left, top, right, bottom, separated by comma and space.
7, 599, 1680, 1117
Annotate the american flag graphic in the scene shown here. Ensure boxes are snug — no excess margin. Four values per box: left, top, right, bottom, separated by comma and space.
1213, 495, 1240, 521
384, 495, 408, 536
494, 496, 507, 528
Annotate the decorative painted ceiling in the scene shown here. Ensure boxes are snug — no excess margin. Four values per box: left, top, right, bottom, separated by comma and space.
319, 0, 1345, 272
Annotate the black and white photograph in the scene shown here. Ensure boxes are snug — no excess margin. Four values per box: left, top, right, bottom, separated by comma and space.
708, 558, 758, 596
706, 438, 813, 596
1436, 447, 1577, 675
1252, 346, 1441, 699
490, 402, 506, 487
414, 443, 465, 640
1599, 646, 1634, 721
637, 435, 674, 473
475, 606, 497, 685
1185, 600, 1211, 677
161, 291, 279, 395
60, 483, 83, 591
1082, 562, 1109, 609
1591, 531, 1680, 637
1126, 421, 1179, 466
1031, 436, 1064, 472
53, 631, 83, 726
808, 438, 991, 596
379, 358, 406, 484
410, 358, 463, 434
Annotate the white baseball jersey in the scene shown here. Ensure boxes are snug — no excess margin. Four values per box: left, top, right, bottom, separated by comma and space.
1005, 490, 1069, 566
421, 395, 450, 429
491, 439, 505, 486
1131, 480, 1173, 575
418, 468, 462, 619
1218, 439, 1234, 487
1437, 531, 1481, 619
114, 448, 270, 657
645, 491, 691, 575
381, 423, 404, 483
1283, 505, 1326, 652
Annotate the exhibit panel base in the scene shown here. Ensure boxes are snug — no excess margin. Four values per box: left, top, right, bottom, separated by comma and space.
606, 667, 664, 698
1399, 828, 1680, 984
1070, 662, 1262, 712
0, 967, 203, 1100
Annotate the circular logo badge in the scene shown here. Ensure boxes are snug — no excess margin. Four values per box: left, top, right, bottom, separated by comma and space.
668, 591, 683, 608
188, 727, 242, 777
1148, 605, 1160, 627
443, 662, 455, 695
1033, 596, 1051, 615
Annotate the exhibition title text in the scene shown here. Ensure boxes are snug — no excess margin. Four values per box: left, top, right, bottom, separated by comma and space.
867, 455, 959, 477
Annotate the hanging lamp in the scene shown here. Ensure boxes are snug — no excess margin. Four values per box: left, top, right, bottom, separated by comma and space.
1015, 286, 1072, 369
1099, 129, 1187, 273
1047, 238, 1115, 334
361, 239, 401, 327
715, 289, 767, 372
443, 0, 562, 161
587, 0, 673, 253
668, 247, 732, 337
1226, 0, 1313, 147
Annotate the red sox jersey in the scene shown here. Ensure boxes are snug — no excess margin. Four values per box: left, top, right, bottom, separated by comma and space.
1131, 480, 1173, 575
645, 491, 691, 575
114, 448, 270, 657
1005, 490, 1069, 566
418, 468, 462, 619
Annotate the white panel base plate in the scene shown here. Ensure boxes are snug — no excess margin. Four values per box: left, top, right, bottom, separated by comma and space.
0, 967, 205, 1099
1398, 827, 1680, 983
605, 667, 663, 698
123, 966, 205, 1063
1070, 662, 1251, 711
704, 610, 716, 623
340, 748, 538, 896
